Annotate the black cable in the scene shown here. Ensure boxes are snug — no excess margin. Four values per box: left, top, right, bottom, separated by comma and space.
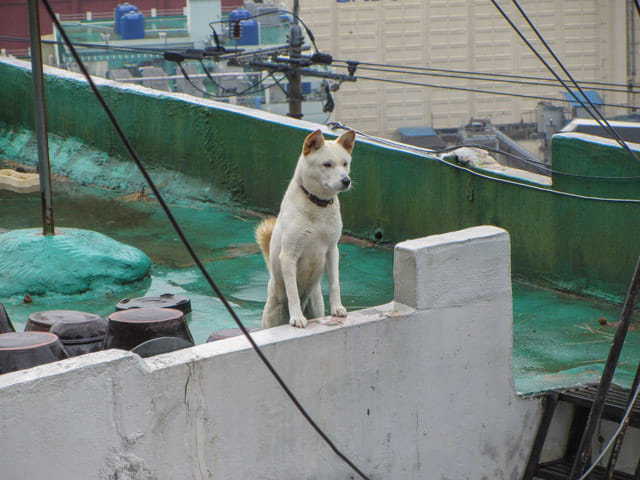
208, 9, 319, 52
39, 1, 369, 478
491, 0, 640, 165
176, 60, 284, 98
332, 57, 640, 91
511, 0, 640, 165
327, 122, 640, 201
6, 29, 637, 93
352, 74, 638, 110
0, 35, 167, 56
334, 63, 636, 96
436, 144, 640, 180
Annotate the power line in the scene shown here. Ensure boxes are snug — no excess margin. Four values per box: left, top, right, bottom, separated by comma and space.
332, 58, 640, 91
0, 35, 167, 56
334, 63, 637, 96
208, 9, 320, 52
511, 0, 640, 167
351, 74, 638, 110
436, 144, 640, 181
176, 61, 286, 99
490, 0, 640, 165
38, 1, 370, 478
327, 121, 640, 202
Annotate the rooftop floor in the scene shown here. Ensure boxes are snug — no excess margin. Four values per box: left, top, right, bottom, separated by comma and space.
1, 179, 638, 395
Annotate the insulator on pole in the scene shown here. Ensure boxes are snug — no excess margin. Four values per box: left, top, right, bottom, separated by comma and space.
231, 20, 242, 40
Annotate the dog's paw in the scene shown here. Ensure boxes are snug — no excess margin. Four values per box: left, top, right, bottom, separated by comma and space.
289, 314, 308, 328
332, 305, 347, 317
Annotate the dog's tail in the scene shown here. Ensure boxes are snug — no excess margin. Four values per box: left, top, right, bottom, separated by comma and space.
255, 216, 276, 268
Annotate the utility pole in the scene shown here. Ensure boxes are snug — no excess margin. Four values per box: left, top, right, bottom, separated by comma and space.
627, 0, 637, 111
27, 0, 55, 235
287, 0, 303, 119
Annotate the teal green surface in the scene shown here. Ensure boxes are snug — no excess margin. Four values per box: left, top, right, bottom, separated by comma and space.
1, 60, 639, 395
0, 227, 150, 297
0, 181, 393, 350
1, 181, 638, 394
0, 60, 638, 304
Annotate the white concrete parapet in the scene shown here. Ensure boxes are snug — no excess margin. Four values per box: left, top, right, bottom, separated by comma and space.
394, 225, 512, 309
0, 226, 541, 480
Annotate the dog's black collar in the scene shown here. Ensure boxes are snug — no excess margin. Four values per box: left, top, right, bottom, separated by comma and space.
300, 184, 333, 207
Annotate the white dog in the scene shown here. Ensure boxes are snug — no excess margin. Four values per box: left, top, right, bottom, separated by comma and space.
255, 129, 356, 328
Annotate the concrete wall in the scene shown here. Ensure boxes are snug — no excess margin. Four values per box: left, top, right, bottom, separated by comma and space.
1, 57, 638, 302
0, 226, 543, 480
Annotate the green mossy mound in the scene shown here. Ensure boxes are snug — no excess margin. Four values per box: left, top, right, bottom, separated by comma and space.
0, 228, 151, 298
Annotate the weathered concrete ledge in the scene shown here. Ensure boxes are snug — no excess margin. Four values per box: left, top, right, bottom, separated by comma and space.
0, 226, 544, 479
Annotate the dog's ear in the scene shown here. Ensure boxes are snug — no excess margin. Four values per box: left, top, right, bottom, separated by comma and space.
303, 129, 325, 156
336, 130, 355, 154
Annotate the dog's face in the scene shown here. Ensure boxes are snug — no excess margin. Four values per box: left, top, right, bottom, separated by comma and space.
300, 129, 355, 196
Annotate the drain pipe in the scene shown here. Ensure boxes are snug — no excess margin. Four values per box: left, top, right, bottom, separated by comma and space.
27, 0, 55, 235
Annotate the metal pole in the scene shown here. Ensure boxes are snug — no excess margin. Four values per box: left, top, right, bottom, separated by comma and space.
628, 0, 637, 112
287, 0, 303, 119
569, 255, 640, 479
28, 0, 55, 235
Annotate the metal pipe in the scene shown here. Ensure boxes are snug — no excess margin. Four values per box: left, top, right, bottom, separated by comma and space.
287, 0, 303, 119
604, 338, 640, 478
570, 255, 640, 479
28, 0, 55, 235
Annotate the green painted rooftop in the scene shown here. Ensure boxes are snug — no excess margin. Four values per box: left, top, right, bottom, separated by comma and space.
1, 179, 637, 395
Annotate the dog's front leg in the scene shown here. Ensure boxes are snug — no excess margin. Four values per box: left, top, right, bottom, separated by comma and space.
280, 251, 307, 327
326, 245, 347, 317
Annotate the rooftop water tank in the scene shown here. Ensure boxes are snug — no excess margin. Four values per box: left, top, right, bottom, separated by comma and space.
121, 11, 145, 40
236, 18, 259, 46
228, 7, 252, 26
114, 3, 138, 34
228, 8, 259, 46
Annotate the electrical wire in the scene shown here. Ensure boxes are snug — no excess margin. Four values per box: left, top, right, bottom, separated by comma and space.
511, 0, 640, 167
39, 1, 370, 478
176, 60, 283, 98
332, 57, 640, 91
199, 60, 284, 97
327, 122, 640, 203
434, 144, 640, 181
208, 9, 319, 52
349, 73, 638, 110
333, 62, 637, 96
6, 27, 637, 93
491, 0, 640, 165
575, 381, 640, 480
0, 35, 167, 56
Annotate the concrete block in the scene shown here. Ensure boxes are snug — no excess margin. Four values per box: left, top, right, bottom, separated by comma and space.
393, 225, 511, 309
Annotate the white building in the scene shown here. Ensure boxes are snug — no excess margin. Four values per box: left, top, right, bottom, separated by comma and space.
287, 1, 639, 138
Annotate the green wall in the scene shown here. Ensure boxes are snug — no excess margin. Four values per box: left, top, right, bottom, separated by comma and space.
552, 133, 640, 199
1, 59, 639, 302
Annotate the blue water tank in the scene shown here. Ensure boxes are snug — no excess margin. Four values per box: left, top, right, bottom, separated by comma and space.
121, 11, 145, 40
236, 19, 259, 46
229, 7, 252, 26
114, 3, 138, 34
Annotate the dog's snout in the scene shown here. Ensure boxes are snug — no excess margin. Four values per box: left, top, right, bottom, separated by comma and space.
341, 176, 351, 188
